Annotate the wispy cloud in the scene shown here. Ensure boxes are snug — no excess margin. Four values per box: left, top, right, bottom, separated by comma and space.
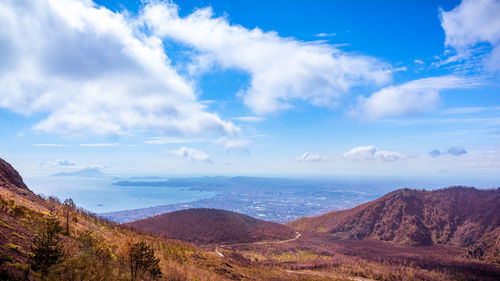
79, 143, 120, 147
34, 144, 69, 147
343, 146, 404, 161
442, 106, 500, 115
39, 160, 75, 168
296, 152, 326, 162
145, 137, 208, 144
352, 75, 478, 119
315, 32, 336, 38
439, 0, 500, 72
231, 116, 265, 123
215, 137, 252, 152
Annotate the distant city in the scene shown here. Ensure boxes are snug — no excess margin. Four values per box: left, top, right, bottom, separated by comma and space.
101, 176, 475, 223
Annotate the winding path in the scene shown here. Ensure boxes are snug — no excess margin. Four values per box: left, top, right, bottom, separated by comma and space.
214, 232, 374, 280
215, 231, 301, 257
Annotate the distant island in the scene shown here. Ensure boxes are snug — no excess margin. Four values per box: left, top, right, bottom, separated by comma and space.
52, 167, 105, 177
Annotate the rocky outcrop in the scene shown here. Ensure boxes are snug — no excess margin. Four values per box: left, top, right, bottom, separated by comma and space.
0, 157, 28, 189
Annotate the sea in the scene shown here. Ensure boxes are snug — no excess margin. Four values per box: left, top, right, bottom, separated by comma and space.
25, 176, 216, 213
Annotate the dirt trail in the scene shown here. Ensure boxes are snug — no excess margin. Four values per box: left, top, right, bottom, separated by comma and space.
215, 233, 375, 281
286, 270, 375, 281
215, 231, 301, 257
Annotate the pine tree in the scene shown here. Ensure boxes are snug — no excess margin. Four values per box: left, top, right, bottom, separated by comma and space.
129, 242, 162, 281
30, 215, 63, 276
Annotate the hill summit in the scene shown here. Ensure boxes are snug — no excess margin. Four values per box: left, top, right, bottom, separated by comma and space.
126, 208, 296, 245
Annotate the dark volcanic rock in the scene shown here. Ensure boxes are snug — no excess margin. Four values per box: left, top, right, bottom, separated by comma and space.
0, 157, 28, 189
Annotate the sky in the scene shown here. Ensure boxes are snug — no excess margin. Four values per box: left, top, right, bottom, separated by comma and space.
1, 0, 500, 180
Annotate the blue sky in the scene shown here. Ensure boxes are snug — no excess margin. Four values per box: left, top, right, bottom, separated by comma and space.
1, 0, 500, 180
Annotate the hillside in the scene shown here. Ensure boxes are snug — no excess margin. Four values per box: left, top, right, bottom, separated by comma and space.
0, 157, 305, 281
126, 208, 296, 245
288, 187, 500, 262
1, 156, 499, 281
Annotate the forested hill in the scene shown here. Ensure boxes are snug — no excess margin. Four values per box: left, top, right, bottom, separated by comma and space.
288, 186, 500, 263
126, 208, 296, 245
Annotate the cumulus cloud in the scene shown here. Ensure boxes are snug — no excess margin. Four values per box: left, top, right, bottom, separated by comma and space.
353, 75, 477, 119
215, 137, 252, 152
142, 3, 392, 115
429, 146, 468, 157
296, 152, 326, 162
0, 0, 238, 136
440, 0, 500, 71
343, 146, 404, 161
171, 147, 212, 163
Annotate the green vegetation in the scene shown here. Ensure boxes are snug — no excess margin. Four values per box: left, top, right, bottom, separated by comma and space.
128, 241, 162, 281
30, 215, 64, 276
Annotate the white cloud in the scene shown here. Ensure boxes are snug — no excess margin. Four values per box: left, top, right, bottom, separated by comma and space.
296, 152, 326, 162
142, 3, 392, 115
315, 32, 336, 38
57, 160, 76, 166
145, 137, 207, 144
440, 0, 500, 71
39, 159, 75, 168
215, 137, 252, 152
171, 147, 212, 163
430, 146, 468, 157
231, 116, 265, 123
414, 59, 424, 64
0, 0, 238, 136
353, 75, 477, 119
80, 143, 120, 147
342, 146, 404, 161
34, 144, 69, 147
442, 106, 500, 115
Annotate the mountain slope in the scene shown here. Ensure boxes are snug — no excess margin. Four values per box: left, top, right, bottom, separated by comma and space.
126, 208, 296, 245
288, 187, 500, 262
0, 158, 258, 281
0, 158, 28, 190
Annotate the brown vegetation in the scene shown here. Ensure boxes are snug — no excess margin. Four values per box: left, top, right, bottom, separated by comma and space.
288, 187, 500, 264
126, 208, 296, 245
0, 156, 499, 280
